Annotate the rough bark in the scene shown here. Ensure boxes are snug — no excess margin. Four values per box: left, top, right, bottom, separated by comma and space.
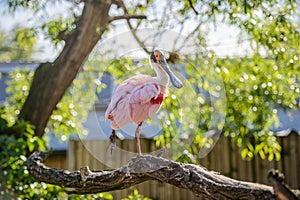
27, 151, 281, 200
267, 170, 300, 200
18, 0, 112, 137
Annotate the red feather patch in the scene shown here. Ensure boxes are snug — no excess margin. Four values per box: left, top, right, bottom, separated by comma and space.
150, 93, 164, 104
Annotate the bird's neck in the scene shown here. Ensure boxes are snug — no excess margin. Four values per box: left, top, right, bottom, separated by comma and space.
153, 65, 169, 87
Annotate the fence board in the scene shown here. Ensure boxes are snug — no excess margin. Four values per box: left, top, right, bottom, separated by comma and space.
289, 133, 298, 187
298, 135, 300, 188
44, 154, 66, 169
67, 140, 75, 171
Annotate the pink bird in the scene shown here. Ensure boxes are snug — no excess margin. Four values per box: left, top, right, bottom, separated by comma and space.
105, 50, 183, 155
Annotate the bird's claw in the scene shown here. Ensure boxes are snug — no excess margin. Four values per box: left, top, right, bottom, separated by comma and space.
108, 141, 116, 154
107, 130, 117, 154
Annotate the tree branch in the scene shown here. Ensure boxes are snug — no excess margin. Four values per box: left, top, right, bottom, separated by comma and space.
117, 0, 151, 54
27, 151, 280, 199
57, 29, 70, 41
187, 0, 199, 15
267, 170, 300, 200
109, 14, 146, 22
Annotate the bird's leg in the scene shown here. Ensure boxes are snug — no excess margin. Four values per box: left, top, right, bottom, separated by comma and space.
108, 129, 116, 154
135, 122, 143, 156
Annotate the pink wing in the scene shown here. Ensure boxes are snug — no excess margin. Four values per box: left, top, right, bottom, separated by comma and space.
105, 75, 163, 129
128, 82, 163, 123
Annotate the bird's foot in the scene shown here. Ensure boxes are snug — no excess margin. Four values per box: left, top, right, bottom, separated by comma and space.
107, 130, 116, 154
108, 141, 116, 154
135, 122, 143, 156
137, 151, 142, 156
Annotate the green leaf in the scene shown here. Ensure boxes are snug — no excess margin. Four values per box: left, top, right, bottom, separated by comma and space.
100, 192, 113, 200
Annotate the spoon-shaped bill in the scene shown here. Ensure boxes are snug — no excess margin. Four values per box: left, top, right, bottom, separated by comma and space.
160, 61, 183, 88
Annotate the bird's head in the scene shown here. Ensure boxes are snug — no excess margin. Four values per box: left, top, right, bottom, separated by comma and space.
149, 50, 183, 88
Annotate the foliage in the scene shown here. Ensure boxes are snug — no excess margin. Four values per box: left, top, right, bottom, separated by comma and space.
68, 192, 113, 200
162, 48, 298, 162
0, 118, 63, 199
48, 61, 101, 140
2, 62, 105, 141
122, 189, 152, 200
15, 28, 37, 51
2, 68, 34, 126
41, 16, 76, 45
0, 27, 35, 61
0, 117, 115, 199
6, 0, 43, 11
214, 54, 298, 161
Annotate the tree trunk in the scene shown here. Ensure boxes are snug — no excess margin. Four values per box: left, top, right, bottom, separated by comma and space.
19, 0, 112, 137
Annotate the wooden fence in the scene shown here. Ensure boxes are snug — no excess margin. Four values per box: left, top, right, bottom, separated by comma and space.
46, 132, 300, 199
67, 138, 201, 199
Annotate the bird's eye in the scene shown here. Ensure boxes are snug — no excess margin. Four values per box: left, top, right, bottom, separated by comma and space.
155, 54, 160, 63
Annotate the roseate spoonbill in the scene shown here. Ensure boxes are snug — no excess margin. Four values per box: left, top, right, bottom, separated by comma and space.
105, 50, 183, 155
